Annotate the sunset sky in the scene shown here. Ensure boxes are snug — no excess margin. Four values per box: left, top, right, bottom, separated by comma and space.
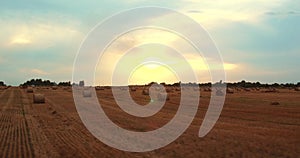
1, 0, 299, 85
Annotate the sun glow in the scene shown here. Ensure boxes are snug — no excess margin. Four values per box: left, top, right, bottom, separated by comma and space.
128, 63, 178, 85
10, 36, 32, 45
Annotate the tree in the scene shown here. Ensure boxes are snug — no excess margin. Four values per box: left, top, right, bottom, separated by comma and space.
0, 81, 6, 86
255, 82, 261, 87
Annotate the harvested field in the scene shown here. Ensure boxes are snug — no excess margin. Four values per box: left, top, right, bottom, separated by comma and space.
0, 87, 299, 157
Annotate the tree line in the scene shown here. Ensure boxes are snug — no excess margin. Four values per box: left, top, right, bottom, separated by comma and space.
0, 79, 298, 88
154, 80, 300, 88
20, 79, 71, 87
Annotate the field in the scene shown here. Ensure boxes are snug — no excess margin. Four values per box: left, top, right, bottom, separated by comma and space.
0, 86, 299, 157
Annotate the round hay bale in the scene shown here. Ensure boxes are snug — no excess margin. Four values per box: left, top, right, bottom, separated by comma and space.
244, 88, 251, 92
227, 88, 234, 94
83, 90, 92, 97
27, 87, 34, 93
142, 89, 149, 95
155, 87, 161, 91
166, 88, 173, 93
157, 92, 169, 101
33, 93, 45, 104
193, 87, 199, 91
52, 86, 58, 90
130, 87, 136, 92
264, 88, 277, 93
295, 87, 300, 91
216, 89, 224, 96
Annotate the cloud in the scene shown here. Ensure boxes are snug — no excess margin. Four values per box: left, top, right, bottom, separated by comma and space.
20, 68, 50, 76
30, 69, 50, 75
264, 11, 300, 16
187, 10, 203, 14
178, 0, 288, 29
18, 66, 72, 82
109, 28, 180, 54
225, 63, 292, 83
1, 0, 299, 85
185, 54, 238, 72
10, 36, 32, 45
93, 29, 238, 85
0, 14, 83, 50
90, 23, 241, 84
9, 23, 81, 49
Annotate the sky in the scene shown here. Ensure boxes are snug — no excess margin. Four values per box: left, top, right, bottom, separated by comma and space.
0, 0, 299, 86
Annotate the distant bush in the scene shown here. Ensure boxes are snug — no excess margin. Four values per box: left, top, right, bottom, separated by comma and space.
58, 81, 71, 86
0, 81, 6, 86
225, 80, 298, 88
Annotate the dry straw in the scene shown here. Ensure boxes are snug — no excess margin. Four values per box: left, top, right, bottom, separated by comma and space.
33, 93, 45, 104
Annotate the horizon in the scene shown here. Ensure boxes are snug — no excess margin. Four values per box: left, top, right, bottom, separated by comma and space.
1, 78, 299, 87
1, 1, 300, 86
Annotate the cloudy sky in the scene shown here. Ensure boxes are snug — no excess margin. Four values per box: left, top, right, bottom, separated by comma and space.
1, 0, 299, 85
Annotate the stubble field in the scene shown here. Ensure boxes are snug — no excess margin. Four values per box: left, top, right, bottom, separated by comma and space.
0, 86, 299, 158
